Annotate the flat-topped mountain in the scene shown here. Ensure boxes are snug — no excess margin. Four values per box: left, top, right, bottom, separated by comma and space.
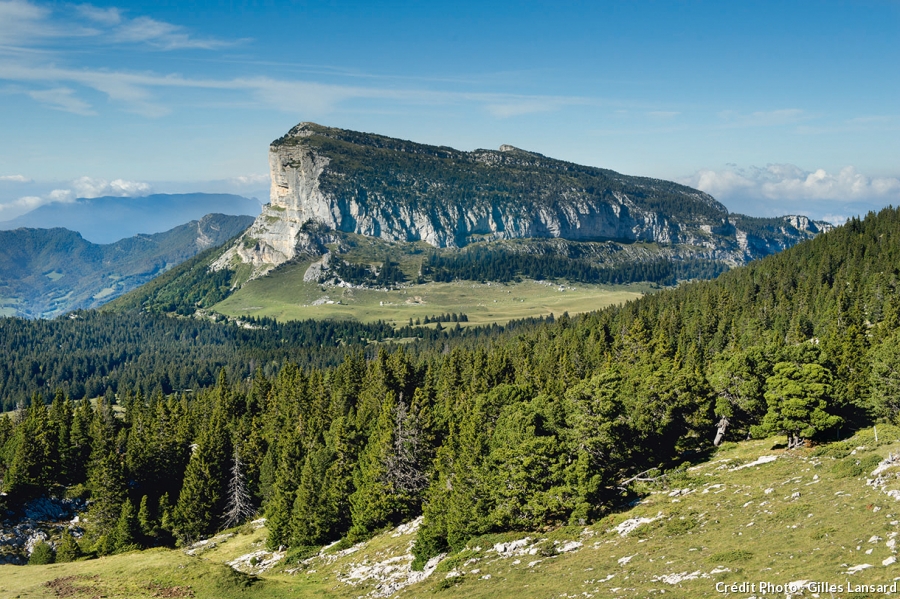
214, 123, 830, 279
0, 213, 253, 318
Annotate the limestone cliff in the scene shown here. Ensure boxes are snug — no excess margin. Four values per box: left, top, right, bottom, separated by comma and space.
214, 123, 830, 279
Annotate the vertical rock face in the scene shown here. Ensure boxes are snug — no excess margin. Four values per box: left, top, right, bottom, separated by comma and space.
214, 122, 831, 280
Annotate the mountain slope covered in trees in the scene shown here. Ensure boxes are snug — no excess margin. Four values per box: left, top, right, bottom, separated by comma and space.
2, 207, 899, 573
0, 214, 254, 318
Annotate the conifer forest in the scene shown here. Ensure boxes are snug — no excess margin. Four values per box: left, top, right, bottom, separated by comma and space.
3, 207, 900, 569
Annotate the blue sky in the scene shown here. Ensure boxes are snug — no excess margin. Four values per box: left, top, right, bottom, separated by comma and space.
0, 0, 898, 224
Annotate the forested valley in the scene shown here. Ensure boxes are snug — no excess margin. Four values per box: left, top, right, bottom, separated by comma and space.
3, 207, 900, 569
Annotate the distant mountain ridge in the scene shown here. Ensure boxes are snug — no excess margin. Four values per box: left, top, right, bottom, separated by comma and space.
0, 213, 254, 318
0, 193, 261, 244
213, 122, 831, 280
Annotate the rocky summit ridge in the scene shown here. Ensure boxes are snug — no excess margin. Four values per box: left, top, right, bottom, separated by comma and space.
214, 122, 830, 280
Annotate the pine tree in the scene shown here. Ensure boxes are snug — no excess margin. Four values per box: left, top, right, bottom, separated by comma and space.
67, 399, 93, 486
290, 445, 333, 546
348, 392, 419, 541
754, 362, 843, 448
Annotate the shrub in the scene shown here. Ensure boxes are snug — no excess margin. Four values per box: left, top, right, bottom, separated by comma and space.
832, 454, 882, 478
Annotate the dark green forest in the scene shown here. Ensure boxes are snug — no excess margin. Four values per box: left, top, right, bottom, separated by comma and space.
423, 247, 730, 285
3, 207, 900, 568
0, 309, 549, 412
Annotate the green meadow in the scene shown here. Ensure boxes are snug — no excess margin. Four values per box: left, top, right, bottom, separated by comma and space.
6, 429, 900, 598
213, 260, 648, 326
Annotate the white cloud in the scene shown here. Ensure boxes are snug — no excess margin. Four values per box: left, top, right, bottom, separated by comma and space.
71, 176, 152, 198
28, 87, 95, 115
0, 189, 74, 215
0, 174, 32, 182
0, 195, 46, 214
679, 164, 900, 223
683, 164, 900, 202
0, 0, 51, 45
0, 176, 152, 218
74, 4, 121, 26
229, 174, 270, 186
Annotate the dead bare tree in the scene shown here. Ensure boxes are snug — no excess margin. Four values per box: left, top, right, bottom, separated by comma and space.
222, 449, 256, 529
382, 395, 427, 495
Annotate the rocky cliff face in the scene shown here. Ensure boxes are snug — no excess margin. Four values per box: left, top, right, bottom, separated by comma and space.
214, 123, 830, 279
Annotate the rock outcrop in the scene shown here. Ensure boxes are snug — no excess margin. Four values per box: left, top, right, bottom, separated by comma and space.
214, 122, 830, 280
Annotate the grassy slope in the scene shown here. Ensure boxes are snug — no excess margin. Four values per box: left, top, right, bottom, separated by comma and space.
7, 429, 900, 598
212, 259, 648, 326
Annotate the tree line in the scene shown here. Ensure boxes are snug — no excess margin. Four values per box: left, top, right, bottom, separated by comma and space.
3, 207, 900, 568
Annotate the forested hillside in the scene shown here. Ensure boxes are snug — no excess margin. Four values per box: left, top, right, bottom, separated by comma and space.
0, 214, 254, 318
2, 207, 900, 569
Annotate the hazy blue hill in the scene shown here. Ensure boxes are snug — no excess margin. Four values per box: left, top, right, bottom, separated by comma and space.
0, 193, 261, 244
0, 213, 254, 318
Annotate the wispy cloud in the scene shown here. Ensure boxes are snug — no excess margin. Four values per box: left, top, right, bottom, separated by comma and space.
74, 4, 121, 26
0, 1, 233, 51
0, 189, 74, 215
648, 111, 680, 119
0, 174, 32, 182
0, 2, 606, 120
111, 15, 234, 50
28, 87, 95, 115
717, 108, 810, 128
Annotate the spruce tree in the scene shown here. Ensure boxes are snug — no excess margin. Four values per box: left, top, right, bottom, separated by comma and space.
347, 393, 405, 541
86, 396, 126, 535
138, 494, 155, 539
173, 405, 230, 544
113, 498, 140, 552
264, 429, 303, 549
3, 399, 55, 504
56, 529, 81, 562
290, 445, 334, 546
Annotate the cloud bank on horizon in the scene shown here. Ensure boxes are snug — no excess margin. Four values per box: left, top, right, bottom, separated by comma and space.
680, 165, 900, 225
0, 0, 897, 225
